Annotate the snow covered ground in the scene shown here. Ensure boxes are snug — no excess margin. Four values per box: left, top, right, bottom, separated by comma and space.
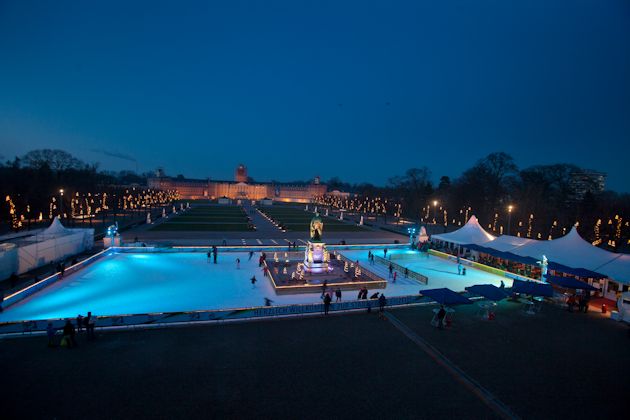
0, 248, 512, 322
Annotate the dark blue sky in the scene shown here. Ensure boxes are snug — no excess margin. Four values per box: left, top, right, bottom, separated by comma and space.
1, 1, 629, 190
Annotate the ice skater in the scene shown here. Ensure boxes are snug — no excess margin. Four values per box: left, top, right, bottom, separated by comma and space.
236, 258, 240, 269
248, 251, 254, 261
335, 288, 342, 302
388, 263, 393, 278
251, 276, 257, 288
212, 246, 218, 264
457, 263, 463, 275
393, 271, 397, 283
264, 297, 273, 306
383, 248, 388, 258
206, 250, 211, 263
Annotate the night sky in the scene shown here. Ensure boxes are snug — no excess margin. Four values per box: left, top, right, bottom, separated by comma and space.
1, 1, 628, 190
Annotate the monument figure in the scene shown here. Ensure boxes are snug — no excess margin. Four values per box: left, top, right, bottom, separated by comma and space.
304, 213, 329, 273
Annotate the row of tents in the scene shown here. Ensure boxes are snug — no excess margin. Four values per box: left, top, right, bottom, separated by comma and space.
430, 215, 628, 294
422, 280, 556, 307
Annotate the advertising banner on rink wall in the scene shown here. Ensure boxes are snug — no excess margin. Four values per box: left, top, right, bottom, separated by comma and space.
0, 294, 428, 335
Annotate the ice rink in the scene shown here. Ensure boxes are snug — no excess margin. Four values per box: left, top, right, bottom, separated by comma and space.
342, 248, 512, 295
0, 248, 512, 322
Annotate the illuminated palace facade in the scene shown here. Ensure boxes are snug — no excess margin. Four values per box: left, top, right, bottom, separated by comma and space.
147, 164, 327, 203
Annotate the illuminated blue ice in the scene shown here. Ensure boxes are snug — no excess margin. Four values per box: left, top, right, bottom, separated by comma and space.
0, 249, 511, 322
342, 248, 512, 295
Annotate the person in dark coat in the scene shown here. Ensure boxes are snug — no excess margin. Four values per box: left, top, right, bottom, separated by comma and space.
370, 292, 380, 299
86, 312, 96, 340
212, 246, 218, 264
378, 294, 387, 313
335, 288, 342, 302
582, 292, 590, 313
323, 293, 332, 315
47, 323, 56, 347
251, 276, 257, 288
62, 320, 76, 348
76, 314, 84, 333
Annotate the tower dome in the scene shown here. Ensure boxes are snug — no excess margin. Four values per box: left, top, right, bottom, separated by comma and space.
235, 164, 248, 183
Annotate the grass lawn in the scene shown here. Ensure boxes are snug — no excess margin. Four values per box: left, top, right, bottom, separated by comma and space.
151, 223, 252, 231
151, 205, 253, 231
261, 207, 367, 232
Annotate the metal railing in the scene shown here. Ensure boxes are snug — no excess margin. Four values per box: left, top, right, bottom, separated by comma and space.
335, 252, 386, 283
373, 254, 428, 284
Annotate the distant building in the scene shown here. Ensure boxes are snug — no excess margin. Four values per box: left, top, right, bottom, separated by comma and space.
148, 165, 327, 203
569, 169, 606, 201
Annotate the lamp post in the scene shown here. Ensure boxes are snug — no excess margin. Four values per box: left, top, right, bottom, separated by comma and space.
407, 227, 417, 248
432, 200, 438, 224
507, 205, 513, 236
59, 189, 64, 219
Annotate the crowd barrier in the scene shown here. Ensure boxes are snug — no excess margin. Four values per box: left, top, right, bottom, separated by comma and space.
0, 294, 430, 335
373, 254, 429, 284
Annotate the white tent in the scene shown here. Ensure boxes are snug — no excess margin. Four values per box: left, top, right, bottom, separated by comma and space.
477, 235, 535, 252
510, 227, 617, 272
0, 217, 95, 277
431, 215, 496, 246
38, 216, 70, 238
594, 254, 630, 286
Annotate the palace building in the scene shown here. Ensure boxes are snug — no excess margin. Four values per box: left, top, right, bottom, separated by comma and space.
147, 164, 327, 203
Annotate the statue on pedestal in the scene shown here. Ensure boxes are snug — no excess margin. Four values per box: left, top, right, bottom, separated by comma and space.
304, 213, 329, 274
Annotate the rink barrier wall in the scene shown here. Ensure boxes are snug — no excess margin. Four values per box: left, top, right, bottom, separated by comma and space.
373, 254, 429, 285
1, 248, 110, 309
0, 294, 432, 335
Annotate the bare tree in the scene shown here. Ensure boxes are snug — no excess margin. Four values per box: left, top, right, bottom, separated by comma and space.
21, 149, 86, 171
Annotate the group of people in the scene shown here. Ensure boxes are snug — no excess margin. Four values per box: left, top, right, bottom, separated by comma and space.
566, 292, 591, 313
47, 311, 97, 348
320, 287, 386, 316
206, 246, 219, 264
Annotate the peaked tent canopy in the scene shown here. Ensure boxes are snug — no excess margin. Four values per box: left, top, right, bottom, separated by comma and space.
511, 227, 615, 271
473, 235, 534, 252
431, 215, 496, 246
421, 288, 473, 305
511, 279, 554, 297
466, 284, 509, 301
545, 275, 597, 291
38, 217, 71, 238
592, 254, 630, 285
